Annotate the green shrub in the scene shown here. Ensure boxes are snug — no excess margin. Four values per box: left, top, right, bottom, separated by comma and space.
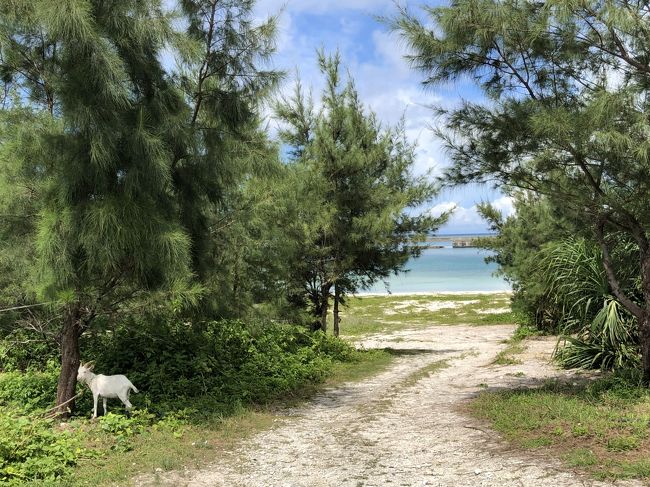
583, 368, 646, 401
555, 299, 640, 371
0, 363, 58, 412
97, 410, 160, 452
511, 324, 544, 341
0, 328, 59, 372
0, 315, 357, 419
82, 316, 356, 415
310, 331, 356, 361
0, 409, 84, 484
0, 315, 359, 483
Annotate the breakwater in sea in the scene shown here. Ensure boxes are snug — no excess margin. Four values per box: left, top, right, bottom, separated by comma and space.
424, 234, 496, 249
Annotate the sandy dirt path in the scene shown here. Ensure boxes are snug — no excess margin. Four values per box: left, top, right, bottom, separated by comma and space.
139, 325, 641, 487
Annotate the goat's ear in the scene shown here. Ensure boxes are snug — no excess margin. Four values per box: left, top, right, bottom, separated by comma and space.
86, 361, 95, 370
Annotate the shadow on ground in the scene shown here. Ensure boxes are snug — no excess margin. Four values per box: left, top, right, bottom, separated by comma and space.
381, 347, 463, 357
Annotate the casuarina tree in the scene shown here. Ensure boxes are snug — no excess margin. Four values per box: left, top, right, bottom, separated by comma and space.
0, 0, 279, 413
394, 0, 650, 381
276, 52, 445, 335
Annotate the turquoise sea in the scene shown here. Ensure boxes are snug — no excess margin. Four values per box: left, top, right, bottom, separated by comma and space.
362, 245, 510, 294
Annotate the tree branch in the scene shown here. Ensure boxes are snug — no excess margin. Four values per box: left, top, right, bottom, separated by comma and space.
491, 41, 538, 100
596, 220, 643, 319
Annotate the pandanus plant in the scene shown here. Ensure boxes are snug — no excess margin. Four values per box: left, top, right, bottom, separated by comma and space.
541, 238, 641, 370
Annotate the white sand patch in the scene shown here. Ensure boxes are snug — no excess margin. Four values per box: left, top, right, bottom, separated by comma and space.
392, 300, 420, 310
477, 307, 511, 315
387, 299, 479, 313
417, 300, 479, 312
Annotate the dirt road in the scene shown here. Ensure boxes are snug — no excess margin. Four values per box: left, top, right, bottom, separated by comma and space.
140, 324, 640, 487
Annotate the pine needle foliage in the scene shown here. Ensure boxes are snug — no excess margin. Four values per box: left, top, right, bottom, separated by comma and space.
476, 192, 578, 330
173, 0, 282, 279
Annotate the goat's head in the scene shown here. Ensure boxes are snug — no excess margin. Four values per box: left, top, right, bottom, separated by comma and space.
77, 362, 95, 383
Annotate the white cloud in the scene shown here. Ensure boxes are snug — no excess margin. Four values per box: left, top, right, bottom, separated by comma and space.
429, 201, 457, 218
429, 195, 516, 233
372, 29, 409, 76
430, 202, 483, 225
491, 196, 516, 217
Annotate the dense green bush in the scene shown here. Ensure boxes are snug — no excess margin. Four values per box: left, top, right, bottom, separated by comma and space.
82, 317, 355, 414
0, 409, 83, 484
542, 239, 641, 371
480, 195, 642, 371
476, 194, 578, 332
0, 328, 59, 372
0, 363, 58, 412
0, 316, 359, 417
556, 299, 640, 371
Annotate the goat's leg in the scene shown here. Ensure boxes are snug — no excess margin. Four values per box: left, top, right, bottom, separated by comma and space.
118, 391, 133, 416
103, 397, 107, 416
92, 393, 99, 419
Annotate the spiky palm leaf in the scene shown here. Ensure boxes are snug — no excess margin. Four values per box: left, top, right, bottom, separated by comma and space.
541, 237, 608, 328
556, 298, 640, 370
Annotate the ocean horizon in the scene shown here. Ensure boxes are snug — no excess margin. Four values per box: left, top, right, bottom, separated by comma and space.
360, 247, 510, 294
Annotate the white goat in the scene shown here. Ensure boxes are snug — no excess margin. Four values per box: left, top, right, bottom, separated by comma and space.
77, 362, 139, 418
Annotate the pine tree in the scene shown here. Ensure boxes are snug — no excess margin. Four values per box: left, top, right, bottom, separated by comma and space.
174, 0, 281, 282
0, 0, 281, 412
394, 0, 650, 381
276, 52, 445, 335
0, 0, 194, 413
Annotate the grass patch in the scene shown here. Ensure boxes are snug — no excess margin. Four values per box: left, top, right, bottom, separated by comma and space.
467, 371, 650, 481
339, 293, 514, 337
326, 349, 393, 385
61, 349, 394, 486
491, 323, 543, 366
400, 359, 450, 388
492, 342, 526, 365
510, 324, 545, 341
45, 409, 278, 487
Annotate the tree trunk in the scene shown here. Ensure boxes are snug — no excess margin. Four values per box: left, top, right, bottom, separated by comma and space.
599, 225, 650, 384
308, 290, 321, 332
319, 283, 331, 333
640, 252, 650, 385
333, 283, 341, 337
55, 303, 82, 417
311, 283, 332, 333
640, 316, 650, 385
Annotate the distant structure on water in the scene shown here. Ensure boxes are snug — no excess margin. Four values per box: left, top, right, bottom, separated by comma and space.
423, 234, 496, 249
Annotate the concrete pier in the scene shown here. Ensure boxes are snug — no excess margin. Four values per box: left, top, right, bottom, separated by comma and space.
422, 234, 496, 249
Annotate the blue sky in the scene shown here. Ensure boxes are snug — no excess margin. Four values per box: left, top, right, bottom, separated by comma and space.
252, 0, 514, 234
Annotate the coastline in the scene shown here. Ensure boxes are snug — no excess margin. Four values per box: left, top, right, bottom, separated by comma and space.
353, 290, 513, 297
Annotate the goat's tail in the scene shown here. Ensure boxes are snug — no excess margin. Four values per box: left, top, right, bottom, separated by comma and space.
130, 382, 139, 394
